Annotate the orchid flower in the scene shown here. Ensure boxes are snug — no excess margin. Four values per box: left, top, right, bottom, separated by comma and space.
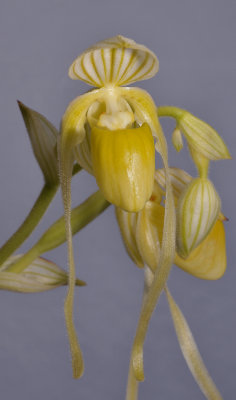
59, 35, 177, 379
1, 35, 230, 400
58, 35, 230, 384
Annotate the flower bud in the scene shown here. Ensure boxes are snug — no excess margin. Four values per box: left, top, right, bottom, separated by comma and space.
18, 101, 59, 185
172, 127, 183, 152
176, 178, 221, 258
178, 111, 231, 160
91, 123, 155, 212
155, 168, 192, 199
0, 255, 85, 293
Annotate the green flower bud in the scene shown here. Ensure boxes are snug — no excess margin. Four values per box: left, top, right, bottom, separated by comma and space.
172, 127, 183, 152
0, 255, 85, 293
178, 111, 231, 160
176, 178, 221, 258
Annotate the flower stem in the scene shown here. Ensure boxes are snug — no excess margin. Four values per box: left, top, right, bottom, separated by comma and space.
6, 190, 110, 273
126, 357, 139, 400
0, 164, 82, 267
157, 106, 184, 121
0, 183, 58, 266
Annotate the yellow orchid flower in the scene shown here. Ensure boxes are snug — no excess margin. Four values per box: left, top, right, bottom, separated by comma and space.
0, 34, 231, 400
59, 36, 176, 379
60, 35, 165, 212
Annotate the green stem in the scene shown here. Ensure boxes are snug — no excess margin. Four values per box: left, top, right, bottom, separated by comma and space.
0, 183, 58, 266
6, 190, 110, 273
0, 164, 82, 267
126, 357, 139, 400
157, 106, 185, 120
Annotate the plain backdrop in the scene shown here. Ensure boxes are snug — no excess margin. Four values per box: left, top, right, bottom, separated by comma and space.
0, 0, 236, 399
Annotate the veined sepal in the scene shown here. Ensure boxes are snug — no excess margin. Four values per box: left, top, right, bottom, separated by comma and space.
18, 101, 59, 185
68, 35, 159, 87
0, 255, 85, 293
176, 177, 221, 258
91, 123, 155, 212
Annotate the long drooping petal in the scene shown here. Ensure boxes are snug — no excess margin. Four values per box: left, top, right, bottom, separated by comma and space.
119, 86, 176, 381
59, 89, 102, 379
165, 286, 223, 400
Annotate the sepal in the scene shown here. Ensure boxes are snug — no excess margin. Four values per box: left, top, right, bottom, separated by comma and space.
68, 35, 159, 87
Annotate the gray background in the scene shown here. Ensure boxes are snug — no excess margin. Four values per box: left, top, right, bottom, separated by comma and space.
0, 0, 236, 399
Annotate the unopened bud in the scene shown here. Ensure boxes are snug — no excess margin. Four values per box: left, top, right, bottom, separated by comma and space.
0, 255, 85, 293
176, 178, 221, 258
172, 127, 183, 152
179, 111, 231, 160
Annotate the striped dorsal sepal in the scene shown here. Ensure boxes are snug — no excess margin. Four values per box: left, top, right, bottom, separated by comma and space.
69, 35, 159, 87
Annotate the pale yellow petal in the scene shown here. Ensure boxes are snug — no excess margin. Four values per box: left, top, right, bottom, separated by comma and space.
119, 87, 176, 381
